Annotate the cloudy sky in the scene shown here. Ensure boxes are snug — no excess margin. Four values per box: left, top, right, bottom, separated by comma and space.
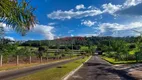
1, 0, 142, 40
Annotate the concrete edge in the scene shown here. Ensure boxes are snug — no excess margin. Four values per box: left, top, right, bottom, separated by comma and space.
100, 56, 113, 65
62, 56, 92, 80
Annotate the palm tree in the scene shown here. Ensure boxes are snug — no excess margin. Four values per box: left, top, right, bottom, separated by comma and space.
0, 0, 36, 66
0, 0, 36, 35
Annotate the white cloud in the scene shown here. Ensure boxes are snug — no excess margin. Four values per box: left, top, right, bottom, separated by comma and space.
71, 34, 74, 37
99, 22, 142, 32
68, 30, 74, 33
32, 24, 55, 40
76, 4, 85, 10
102, 0, 142, 14
78, 34, 98, 37
0, 23, 6, 27
98, 22, 142, 36
105, 0, 142, 15
81, 20, 96, 27
0, 23, 55, 40
88, 6, 99, 10
4, 36, 15, 41
48, 22, 56, 26
0, 22, 11, 32
102, 3, 122, 14
88, 6, 92, 9
47, 9, 102, 20
48, 0, 142, 20
123, 0, 142, 7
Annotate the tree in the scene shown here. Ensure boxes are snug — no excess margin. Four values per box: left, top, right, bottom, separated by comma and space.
37, 46, 47, 63
110, 40, 128, 61
89, 46, 97, 55
0, 0, 36, 35
80, 46, 89, 55
132, 30, 142, 62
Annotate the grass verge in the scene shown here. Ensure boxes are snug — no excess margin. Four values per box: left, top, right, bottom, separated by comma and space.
15, 57, 89, 80
101, 56, 137, 64
0, 57, 77, 71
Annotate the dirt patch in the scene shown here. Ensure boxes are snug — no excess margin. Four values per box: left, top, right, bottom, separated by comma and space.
129, 70, 142, 80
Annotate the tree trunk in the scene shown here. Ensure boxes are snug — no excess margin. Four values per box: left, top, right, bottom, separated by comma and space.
70, 53, 71, 58
7, 56, 10, 63
136, 53, 139, 63
29, 56, 31, 64
40, 56, 42, 63
126, 53, 128, 61
0, 55, 3, 67
16, 55, 19, 66
46, 56, 48, 62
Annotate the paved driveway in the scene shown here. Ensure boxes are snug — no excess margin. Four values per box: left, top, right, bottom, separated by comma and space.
68, 56, 135, 80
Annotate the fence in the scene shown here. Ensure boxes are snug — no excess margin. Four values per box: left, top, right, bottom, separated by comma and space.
0, 50, 83, 67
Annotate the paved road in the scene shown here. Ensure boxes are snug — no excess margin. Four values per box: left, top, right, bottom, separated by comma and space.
68, 56, 136, 80
0, 57, 81, 80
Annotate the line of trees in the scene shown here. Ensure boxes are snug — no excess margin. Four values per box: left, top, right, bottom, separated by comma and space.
21, 36, 138, 48
0, 42, 80, 66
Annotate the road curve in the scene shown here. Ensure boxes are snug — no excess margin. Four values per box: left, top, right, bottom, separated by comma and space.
68, 56, 136, 80
0, 57, 81, 80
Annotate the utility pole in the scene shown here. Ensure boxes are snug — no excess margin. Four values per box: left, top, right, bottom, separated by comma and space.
57, 37, 60, 59
71, 34, 74, 58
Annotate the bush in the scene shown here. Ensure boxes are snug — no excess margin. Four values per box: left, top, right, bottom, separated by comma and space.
129, 44, 136, 49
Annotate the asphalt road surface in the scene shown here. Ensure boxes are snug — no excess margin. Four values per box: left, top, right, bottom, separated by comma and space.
0, 57, 81, 80
68, 56, 136, 80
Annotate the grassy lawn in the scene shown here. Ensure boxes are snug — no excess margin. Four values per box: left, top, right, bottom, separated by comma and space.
101, 56, 137, 64
0, 57, 77, 71
15, 56, 90, 80
129, 49, 138, 55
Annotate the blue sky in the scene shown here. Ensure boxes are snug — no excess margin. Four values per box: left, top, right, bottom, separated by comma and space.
1, 0, 142, 40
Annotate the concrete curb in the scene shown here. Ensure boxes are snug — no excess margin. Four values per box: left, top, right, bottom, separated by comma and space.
62, 56, 92, 80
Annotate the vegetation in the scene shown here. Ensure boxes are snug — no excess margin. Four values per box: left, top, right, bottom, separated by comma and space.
0, 0, 36, 35
0, 0, 142, 68
0, 57, 77, 71
102, 56, 136, 64
16, 56, 89, 80
1, 36, 142, 64
0, 0, 37, 66
0, 35, 142, 67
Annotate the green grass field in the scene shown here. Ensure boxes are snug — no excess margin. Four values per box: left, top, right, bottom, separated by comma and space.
15, 56, 89, 80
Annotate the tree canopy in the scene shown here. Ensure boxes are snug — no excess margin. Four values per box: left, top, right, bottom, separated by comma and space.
0, 0, 36, 35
